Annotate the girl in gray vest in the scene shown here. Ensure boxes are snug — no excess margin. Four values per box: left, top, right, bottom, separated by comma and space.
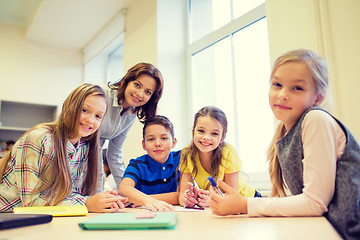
208, 49, 360, 240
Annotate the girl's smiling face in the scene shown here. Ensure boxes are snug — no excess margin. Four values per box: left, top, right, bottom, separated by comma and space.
193, 116, 224, 154
70, 95, 107, 145
269, 62, 321, 131
123, 74, 156, 109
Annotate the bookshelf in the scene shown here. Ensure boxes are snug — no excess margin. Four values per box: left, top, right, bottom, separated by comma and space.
0, 100, 57, 143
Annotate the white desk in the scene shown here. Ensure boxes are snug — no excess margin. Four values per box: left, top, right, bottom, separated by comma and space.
1, 208, 342, 240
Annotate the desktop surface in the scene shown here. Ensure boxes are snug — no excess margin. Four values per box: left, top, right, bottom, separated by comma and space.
0, 207, 341, 240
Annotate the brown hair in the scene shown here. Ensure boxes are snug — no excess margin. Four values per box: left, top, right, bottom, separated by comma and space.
267, 49, 329, 197
0, 84, 106, 206
180, 106, 227, 183
111, 62, 164, 123
142, 115, 175, 140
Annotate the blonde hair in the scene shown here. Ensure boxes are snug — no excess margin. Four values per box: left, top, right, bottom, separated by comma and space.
0, 84, 106, 206
267, 49, 329, 197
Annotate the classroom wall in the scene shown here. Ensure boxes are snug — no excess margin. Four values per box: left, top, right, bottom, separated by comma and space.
0, 23, 82, 108
0, 0, 187, 168
121, 0, 158, 163
156, 0, 189, 148
121, 0, 188, 164
326, 0, 360, 140
266, 0, 360, 140
1, 0, 359, 170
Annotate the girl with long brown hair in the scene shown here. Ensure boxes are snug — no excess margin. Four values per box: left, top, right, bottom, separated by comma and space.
179, 106, 259, 208
0, 84, 127, 213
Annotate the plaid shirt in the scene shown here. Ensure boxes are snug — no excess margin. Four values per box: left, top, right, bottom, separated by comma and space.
0, 126, 89, 212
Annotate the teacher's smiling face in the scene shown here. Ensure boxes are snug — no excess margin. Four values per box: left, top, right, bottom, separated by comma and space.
122, 74, 156, 109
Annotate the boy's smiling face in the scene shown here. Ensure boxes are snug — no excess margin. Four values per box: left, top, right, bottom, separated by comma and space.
142, 124, 177, 164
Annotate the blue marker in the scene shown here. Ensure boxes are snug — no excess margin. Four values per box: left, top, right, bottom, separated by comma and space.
207, 176, 224, 196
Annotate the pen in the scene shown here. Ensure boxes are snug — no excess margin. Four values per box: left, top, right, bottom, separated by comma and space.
185, 206, 205, 210
207, 176, 224, 196
186, 177, 197, 195
185, 189, 194, 195
192, 177, 199, 188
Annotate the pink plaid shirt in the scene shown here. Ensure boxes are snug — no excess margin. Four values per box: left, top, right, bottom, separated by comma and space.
0, 126, 89, 212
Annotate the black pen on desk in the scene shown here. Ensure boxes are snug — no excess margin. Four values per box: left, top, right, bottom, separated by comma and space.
207, 176, 224, 196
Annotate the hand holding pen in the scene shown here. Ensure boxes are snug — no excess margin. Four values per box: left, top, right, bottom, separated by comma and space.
183, 181, 210, 208
207, 176, 224, 196
182, 182, 199, 207
208, 179, 248, 216
196, 188, 210, 207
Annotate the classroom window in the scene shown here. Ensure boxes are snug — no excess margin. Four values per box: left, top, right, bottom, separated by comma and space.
189, 1, 273, 177
232, 0, 265, 19
189, 0, 265, 43
189, 0, 231, 43
83, 32, 124, 85
107, 44, 124, 83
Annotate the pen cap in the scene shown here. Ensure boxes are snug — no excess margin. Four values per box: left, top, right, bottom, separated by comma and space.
207, 176, 224, 196
207, 176, 217, 187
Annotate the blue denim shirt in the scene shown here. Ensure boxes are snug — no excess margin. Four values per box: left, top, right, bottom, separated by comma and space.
97, 84, 137, 192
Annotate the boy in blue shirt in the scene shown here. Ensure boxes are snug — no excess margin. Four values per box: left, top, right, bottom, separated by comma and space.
118, 115, 180, 211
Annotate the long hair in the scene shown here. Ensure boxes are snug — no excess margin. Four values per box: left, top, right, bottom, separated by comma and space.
267, 49, 329, 197
180, 106, 228, 184
0, 84, 106, 206
111, 62, 164, 123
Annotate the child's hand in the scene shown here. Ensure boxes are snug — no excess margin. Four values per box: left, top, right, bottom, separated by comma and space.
124, 202, 138, 208
110, 190, 129, 209
208, 179, 247, 216
143, 197, 174, 211
182, 182, 200, 207
197, 188, 210, 207
85, 190, 128, 213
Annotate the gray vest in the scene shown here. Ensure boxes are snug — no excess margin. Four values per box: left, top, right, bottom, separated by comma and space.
276, 107, 360, 240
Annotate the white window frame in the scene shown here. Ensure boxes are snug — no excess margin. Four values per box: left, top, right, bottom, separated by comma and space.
82, 9, 126, 85
186, 3, 271, 195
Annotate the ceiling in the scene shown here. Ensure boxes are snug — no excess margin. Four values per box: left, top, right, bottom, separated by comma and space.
0, 0, 134, 50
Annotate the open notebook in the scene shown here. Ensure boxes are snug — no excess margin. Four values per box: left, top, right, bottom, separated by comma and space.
79, 212, 177, 230
0, 213, 52, 230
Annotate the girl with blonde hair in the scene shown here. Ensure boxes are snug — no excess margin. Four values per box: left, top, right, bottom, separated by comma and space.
208, 49, 360, 240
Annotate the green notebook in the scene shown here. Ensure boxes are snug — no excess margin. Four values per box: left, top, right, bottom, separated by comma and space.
79, 212, 177, 230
